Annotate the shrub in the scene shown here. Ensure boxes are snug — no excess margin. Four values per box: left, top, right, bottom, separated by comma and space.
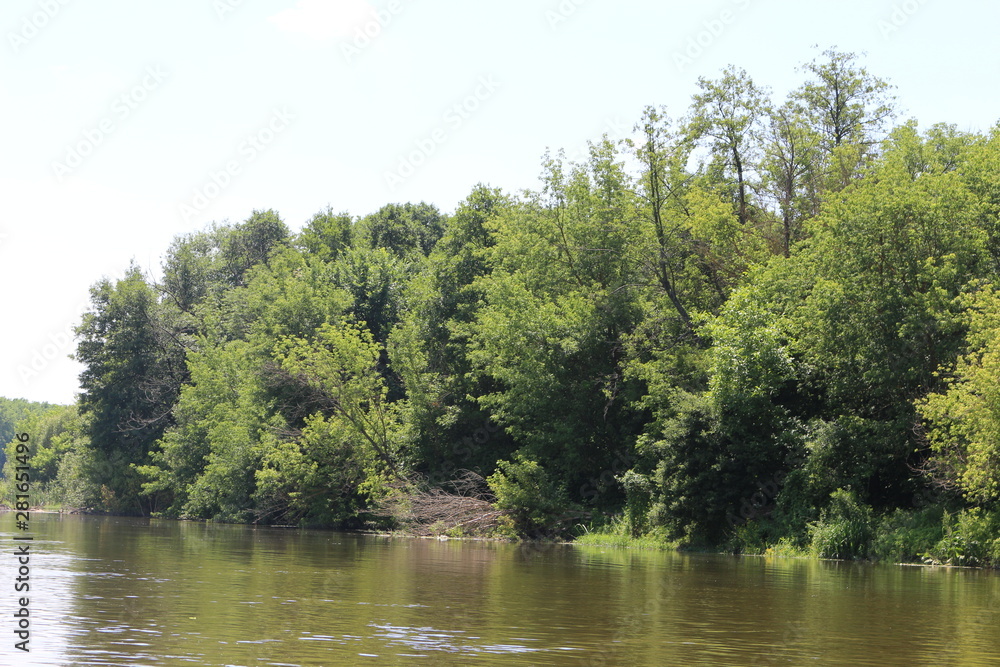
923, 508, 1000, 567
808, 488, 873, 559
619, 470, 653, 537
869, 506, 944, 563
487, 453, 572, 535
726, 520, 769, 555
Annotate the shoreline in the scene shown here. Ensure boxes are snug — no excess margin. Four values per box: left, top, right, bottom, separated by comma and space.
10, 506, 998, 571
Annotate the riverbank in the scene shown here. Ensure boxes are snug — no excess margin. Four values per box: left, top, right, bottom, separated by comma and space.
9, 501, 998, 570
572, 527, 1000, 570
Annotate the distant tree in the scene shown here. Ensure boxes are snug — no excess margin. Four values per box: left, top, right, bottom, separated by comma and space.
0, 398, 56, 468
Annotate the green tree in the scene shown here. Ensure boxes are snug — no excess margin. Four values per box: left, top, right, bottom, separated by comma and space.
755, 124, 988, 511
357, 202, 445, 259
794, 48, 896, 152
276, 320, 407, 483
216, 209, 290, 288
140, 245, 351, 521
75, 265, 187, 514
632, 283, 800, 543
793, 48, 896, 191
388, 184, 515, 480
920, 287, 1000, 504
296, 207, 354, 262
139, 338, 281, 521
957, 125, 1000, 276
0, 405, 91, 507
160, 230, 215, 314
760, 101, 822, 256
0, 398, 55, 470
631, 106, 703, 338
462, 144, 645, 511
686, 65, 770, 226
331, 245, 407, 349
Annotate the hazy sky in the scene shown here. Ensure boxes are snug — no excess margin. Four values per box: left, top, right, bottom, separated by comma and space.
2, 0, 998, 405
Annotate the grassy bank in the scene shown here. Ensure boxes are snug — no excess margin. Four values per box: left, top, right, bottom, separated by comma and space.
568, 503, 1000, 569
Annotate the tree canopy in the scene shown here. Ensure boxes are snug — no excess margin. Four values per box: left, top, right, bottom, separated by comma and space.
5, 50, 1000, 566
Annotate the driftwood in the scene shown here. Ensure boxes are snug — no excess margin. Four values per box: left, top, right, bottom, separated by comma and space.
376, 470, 507, 537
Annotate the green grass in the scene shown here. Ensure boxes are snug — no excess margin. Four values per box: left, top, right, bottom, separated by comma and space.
575, 531, 676, 549
572, 516, 680, 550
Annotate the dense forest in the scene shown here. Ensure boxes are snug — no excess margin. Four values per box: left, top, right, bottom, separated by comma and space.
5, 50, 1000, 566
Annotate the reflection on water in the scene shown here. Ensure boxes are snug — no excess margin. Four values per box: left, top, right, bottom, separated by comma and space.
1, 513, 998, 666
368, 622, 555, 657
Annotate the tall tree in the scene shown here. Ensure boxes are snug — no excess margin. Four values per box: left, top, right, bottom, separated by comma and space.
794, 48, 896, 151
760, 101, 822, 256
631, 106, 700, 339
686, 65, 769, 226
217, 209, 290, 288
75, 265, 187, 513
387, 184, 515, 480
462, 143, 645, 507
793, 48, 896, 191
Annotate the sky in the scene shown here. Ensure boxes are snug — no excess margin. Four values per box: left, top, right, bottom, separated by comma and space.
2, 0, 999, 405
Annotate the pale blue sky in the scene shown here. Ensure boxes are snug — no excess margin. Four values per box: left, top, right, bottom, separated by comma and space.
2, 0, 998, 404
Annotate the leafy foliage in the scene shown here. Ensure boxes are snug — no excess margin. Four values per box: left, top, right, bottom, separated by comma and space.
7, 53, 998, 564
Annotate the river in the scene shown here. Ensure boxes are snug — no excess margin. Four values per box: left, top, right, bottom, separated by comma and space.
2, 513, 999, 665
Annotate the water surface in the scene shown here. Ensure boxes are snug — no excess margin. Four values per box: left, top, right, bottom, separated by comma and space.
2, 513, 998, 665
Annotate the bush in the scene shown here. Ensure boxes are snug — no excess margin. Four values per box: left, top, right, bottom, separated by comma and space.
923, 508, 1000, 567
869, 506, 944, 563
619, 470, 653, 537
487, 453, 573, 535
726, 520, 769, 555
808, 488, 874, 559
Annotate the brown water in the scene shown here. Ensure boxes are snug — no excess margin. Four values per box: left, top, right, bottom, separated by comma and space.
2, 513, 999, 665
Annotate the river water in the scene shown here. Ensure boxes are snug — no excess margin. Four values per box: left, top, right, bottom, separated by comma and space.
2, 513, 999, 665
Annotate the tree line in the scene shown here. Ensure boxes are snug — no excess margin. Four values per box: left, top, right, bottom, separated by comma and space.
4, 49, 1000, 565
